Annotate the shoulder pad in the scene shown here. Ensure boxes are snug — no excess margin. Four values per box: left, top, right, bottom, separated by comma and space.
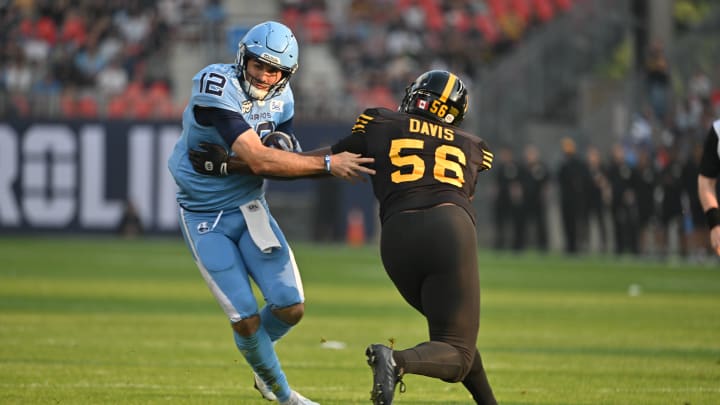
351, 108, 399, 134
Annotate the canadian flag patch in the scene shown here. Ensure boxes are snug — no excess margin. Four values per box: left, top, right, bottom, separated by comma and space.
416, 99, 428, 110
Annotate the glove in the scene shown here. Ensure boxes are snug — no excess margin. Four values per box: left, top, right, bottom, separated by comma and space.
189, 142, 229, 176
262, 131, 302, 152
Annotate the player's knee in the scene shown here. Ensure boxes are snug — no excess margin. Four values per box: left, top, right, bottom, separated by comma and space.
232, 314, 260, 337
442, 346, 475, 383
273, 303, 304, 326
455, 349, 476, 382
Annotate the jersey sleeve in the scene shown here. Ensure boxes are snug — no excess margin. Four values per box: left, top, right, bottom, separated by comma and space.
190, 66, 241, 112
331, 132, 366, 155
194, 107, 251, 146
331, 109, 377, 154
699, 120, 720, 178
351, 108, 381, 135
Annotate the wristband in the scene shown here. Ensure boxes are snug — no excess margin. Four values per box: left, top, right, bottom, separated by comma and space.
705, 207, 720, 230
324, 154, 331, 173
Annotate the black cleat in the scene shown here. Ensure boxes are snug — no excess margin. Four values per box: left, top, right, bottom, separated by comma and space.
366, 344, 404, 405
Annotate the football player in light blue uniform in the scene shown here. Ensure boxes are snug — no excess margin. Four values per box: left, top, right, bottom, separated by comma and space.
167, 21, 373, 405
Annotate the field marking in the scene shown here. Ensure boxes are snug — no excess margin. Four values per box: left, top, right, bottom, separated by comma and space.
3, 382, 718, 394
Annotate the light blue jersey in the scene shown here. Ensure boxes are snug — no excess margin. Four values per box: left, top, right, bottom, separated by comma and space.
168, 21, 319, 404
167, 61, 304, 321
168, 63, 295, 211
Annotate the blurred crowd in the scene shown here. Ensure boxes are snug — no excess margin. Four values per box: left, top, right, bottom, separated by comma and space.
281, 0, 576, 114
3, 1, 720, 258
0, 0, 227, 119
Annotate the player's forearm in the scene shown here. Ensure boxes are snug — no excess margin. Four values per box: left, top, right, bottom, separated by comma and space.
225, 153, 330, 179
231, 130, 329, 177
299, 146, 332, 157
243, 149, 326, 176
698, 174, 718, 211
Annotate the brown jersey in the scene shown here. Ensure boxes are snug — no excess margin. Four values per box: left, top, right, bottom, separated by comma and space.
331, 108, 493, 224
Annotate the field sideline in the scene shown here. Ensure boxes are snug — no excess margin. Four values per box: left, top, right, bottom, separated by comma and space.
1, 237, 719, 404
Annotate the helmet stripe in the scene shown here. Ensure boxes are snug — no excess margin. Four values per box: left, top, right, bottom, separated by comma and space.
439, 73, 457, 103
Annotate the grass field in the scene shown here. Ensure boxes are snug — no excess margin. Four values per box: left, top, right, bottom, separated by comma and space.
1, 237, 719, 405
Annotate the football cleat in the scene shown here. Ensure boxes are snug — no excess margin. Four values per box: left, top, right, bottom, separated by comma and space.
279, 390, 320, 405
253, 372, 277, 401
366, 344, 404, 405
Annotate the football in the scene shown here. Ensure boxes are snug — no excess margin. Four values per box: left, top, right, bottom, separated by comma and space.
262, 131, 294, 152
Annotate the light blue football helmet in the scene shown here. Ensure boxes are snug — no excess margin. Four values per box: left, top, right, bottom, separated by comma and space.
235, 21, 299, 100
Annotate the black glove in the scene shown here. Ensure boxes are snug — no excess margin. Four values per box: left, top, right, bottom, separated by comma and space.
189, 142, 229, 176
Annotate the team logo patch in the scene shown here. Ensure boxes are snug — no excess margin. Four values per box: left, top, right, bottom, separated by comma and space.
416, 99, 428, 110
270, 100, 283, 112
197, 222, 210, 234
242, 100, 252, 113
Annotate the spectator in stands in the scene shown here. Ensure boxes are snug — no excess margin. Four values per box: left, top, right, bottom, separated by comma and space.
97, 55, 129, 97
3, 47, 32, 93
645, 40, 672, 122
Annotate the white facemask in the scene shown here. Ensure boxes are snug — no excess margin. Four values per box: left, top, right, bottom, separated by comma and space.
243, 77, 269, 100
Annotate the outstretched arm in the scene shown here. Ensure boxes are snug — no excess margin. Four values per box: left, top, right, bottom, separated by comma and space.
698, 174, 720, 255
189, 140, 367, 180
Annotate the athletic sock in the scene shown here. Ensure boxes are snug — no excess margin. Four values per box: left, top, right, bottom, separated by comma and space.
260, 305, 293, 342
233, 327, 291, 402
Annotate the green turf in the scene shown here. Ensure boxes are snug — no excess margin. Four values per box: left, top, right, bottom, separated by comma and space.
1, 237, 719, 404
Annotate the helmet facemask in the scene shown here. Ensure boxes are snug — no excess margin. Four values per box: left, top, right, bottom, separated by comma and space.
234, 21, 299, 101
237, 52, 294, 100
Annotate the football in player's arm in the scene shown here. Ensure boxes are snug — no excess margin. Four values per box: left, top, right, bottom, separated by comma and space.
697, 118, 720, 256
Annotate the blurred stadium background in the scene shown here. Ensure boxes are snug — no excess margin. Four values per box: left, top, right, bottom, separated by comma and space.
2, 0, 720, 261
